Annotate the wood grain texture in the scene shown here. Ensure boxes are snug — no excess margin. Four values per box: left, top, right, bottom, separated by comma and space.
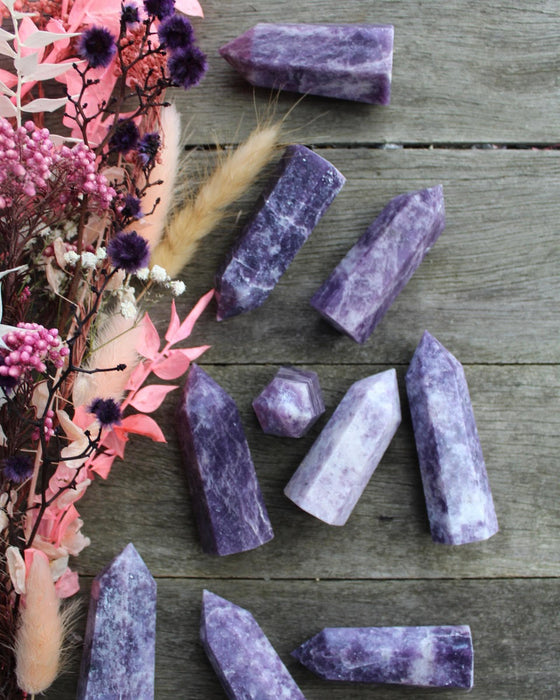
48, 578, 560, 699
178, 0, 560, 145
71, 364, 559, 579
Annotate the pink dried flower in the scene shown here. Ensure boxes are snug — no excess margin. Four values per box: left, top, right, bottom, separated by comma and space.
0, 323, 69, 380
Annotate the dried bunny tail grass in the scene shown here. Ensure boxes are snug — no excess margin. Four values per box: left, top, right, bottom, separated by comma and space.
14, 553, 63, 695
72, 313, 143, 408
151, 120, 282, 277
133, 103, 182, 250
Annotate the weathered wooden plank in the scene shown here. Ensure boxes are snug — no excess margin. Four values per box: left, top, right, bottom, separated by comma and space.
180, 0, 560, 145
158, 148, 559, 364
73, 364, 560, 579
47, 577, 560, 699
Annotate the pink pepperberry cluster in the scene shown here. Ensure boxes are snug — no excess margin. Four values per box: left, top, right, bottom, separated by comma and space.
0, 119, 55, 209
0, 118, 115, 212
0, 323, 69, 380
32, 408, 55, 442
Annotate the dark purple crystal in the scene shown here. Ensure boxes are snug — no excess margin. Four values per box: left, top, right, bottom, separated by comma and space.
253, 367, 325, 438
405, 331, 498, 544
215, 144, 345, 321
219, 23, 394, 104
176, 364, 274, 555
77, 543, 156, 699
201, 590, 306, 699
292, 625, 474, 688
311, 186, 445, 343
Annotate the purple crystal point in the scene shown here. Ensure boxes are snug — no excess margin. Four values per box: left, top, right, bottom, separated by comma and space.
215, 144, 345, 321
77, 543, 156, 700
176, 363, 274, 555
311, 186, 445, 343
219, 23, 394, 105
284, 368, 401, 525
201, 590, 306, 699
405, 331, 498, 545
253, 367, 325, 438
292, 625, 474, 689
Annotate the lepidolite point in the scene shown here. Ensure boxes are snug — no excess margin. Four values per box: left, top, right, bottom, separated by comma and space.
311, 186, 445, 343
201, 590, 306, 699
292, 625, 474, 688
253, 367, 325, 438
215, 144, 345, 321
176, 363, 274, 555
284, 368, 401, 525
219, 23, 394, 104
77, 543, 156, 700
405, 331, 498, 544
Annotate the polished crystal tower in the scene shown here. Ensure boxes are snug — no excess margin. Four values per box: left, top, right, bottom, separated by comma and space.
311, 186, 445, 343
201, 590, 306, 699
292, 625, 474, 688
176, 363, 274, 555
215, 144, 345, 321
405, 331, 498, 544
77, 544, 156, 700
284, 369, 401, 525
220, 23, 394, 104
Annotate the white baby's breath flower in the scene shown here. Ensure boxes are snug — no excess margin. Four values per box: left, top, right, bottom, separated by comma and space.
63, 251, 80, 266
169, 280, 186, 296
149, 265, 169, 284
96, 247, 107, 261
80, 252, 98, 269
120, 300, 137, 319
135, 266, 150, 281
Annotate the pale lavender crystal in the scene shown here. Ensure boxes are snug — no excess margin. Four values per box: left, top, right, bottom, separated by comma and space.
176, 364, 274, 555
201, 590, 306, 699
219, 23, 394, 105
405, 331, 498, 545
284, 368, 401, 525
311, 186, 445, 343
292, 625, 474, 689
253, 367, 325, 438
77, 543, 156, 700
215, 144, 345, 321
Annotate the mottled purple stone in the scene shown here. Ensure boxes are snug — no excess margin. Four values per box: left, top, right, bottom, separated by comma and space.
405, 331, 498, 545
201, 590, 306, 699
215, 144, 345, 321
284, 368, 401, 525
253, 367, 325, 438
176, 364, 274, 555
219, 23, 394, 105
292, 625, 474, 689
77, 543, 156, 700
311, 186, 446, 343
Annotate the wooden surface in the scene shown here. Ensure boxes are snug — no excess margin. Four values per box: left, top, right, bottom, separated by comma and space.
48, 2, 559, 698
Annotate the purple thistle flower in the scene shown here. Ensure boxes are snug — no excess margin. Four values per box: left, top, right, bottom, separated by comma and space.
144, 0, 175, 20
3, 454, 33, 483
121, 193, 142, 219
107, 230, 150, 273
167, 45, 207, 90
109, 119, 140, 154
138, 132, 161, 167
121, 3, 140, 25
158, 14, 194, 50
78, 27, 117, 69
88, 398, 122, 428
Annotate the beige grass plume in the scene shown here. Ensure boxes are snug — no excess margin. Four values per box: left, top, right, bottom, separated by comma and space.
14, 552, 63, 694
151, 121, 282, 277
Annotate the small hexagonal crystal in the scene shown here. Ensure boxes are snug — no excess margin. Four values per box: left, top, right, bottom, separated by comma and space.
253, 367, 325, 438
